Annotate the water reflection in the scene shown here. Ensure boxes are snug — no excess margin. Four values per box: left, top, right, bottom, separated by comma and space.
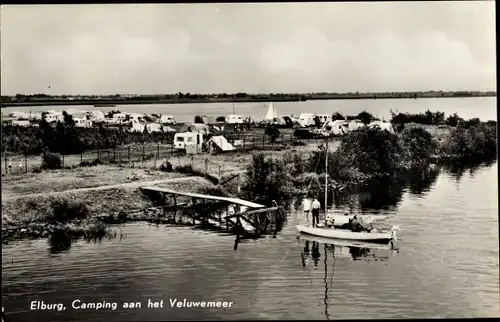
441, 158, 497, 182
298, 236, 395, 320
47, 231, 111, 254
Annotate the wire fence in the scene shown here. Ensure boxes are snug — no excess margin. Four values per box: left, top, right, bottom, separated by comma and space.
1, 132, 323, 176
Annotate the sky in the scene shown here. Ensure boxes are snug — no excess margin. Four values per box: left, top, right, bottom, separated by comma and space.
0, 2, 496, 95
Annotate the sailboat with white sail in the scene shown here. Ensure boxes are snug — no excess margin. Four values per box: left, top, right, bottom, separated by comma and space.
296, 137, 398, 243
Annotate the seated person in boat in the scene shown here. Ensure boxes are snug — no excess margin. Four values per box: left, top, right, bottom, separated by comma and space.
324, 214, 335, 228
341, 215, 373, 232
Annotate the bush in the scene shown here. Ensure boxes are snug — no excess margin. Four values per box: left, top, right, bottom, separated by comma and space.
265, 125, 280, 142
41, 150, 62, 170
445, 113, 464, 127
242, 153, 295, 203
400, 127, 438, 167
46, 197, 90, 223
331, 112, 344, 121
390, 109, 445, 126
439, 122, 497, 160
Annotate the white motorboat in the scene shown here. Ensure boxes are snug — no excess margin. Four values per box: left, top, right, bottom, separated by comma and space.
296, 135, 399, 243
296, 225, 396, 243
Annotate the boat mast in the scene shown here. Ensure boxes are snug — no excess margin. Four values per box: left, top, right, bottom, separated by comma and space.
325, 136, 328, 213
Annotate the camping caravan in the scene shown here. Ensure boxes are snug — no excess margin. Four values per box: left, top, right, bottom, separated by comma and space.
226, 114, 244, 124
74, 118, 93, 128
298, 113, 316, 127
348, 119, 366, 132
160, 115, 176, 125
322, 120, 349, 136
43, 113, 58, 123
368, 121, 394, 133
173, 132, 204, 152
145, 123, 163, 133
129, 122, 146, 133
88, 111, 106, 123
316, 114, 332, 125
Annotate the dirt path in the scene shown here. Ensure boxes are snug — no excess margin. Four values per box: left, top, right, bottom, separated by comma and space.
2, 176, 200, 201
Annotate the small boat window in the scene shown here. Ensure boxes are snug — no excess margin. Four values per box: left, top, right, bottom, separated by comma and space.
176, 137, 185, 142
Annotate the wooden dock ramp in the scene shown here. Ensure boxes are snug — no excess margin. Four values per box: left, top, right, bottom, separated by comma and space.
139, 186, 282, 238
140, 186, 266, 209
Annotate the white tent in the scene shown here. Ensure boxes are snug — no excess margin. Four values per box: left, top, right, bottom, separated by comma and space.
207, 135, 236, 152
368, 121, 395, 134
348, 119, 366, 132
322, 120, 349, 136
264, 102, 277, 120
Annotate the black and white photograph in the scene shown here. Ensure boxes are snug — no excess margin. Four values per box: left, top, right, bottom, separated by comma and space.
1, 1, 498, 321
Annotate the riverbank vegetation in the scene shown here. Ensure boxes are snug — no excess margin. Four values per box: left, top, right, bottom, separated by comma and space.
2, 120, 175, 155
1, 90, 495, 107
242, 120, 497, 204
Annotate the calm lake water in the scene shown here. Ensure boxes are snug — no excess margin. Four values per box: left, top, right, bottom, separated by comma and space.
2, 97, 497, 122
2, 160, 499, 320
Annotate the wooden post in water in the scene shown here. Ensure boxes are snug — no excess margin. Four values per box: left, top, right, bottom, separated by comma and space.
172, 194, 178, 223
191, 198, 196, 226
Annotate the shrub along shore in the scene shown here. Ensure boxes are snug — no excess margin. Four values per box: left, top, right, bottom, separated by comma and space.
241, 119, 497, 204
1, 111, 497, 243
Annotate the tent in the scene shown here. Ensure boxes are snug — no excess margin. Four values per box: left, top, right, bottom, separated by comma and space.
129, 122, 145, 133
207, 135, 236, 153
368, 121, 395, 133
264, 102, 277, 120
179, 123, 210, 134
322, 120, 349, 136
348, 119, 366, 132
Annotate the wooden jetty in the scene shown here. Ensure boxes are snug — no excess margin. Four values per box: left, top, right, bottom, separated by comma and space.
139, 186, 284, 240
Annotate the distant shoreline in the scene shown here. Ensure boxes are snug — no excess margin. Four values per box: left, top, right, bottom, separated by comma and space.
1, 91, 496, 108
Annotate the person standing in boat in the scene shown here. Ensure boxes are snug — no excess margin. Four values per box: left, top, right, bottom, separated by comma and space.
302, 197, 311, 225
311, 198, 321, 227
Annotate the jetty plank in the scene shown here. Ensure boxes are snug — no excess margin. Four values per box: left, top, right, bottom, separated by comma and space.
139, 186, 265, 208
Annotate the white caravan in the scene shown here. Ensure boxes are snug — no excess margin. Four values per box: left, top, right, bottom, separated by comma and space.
226, 114, 244, 124
322, 120, 350, 136
160, 115, 176, 125
173, 132, 204, 151
298, 113, 316, 127
316, 114, 332, 124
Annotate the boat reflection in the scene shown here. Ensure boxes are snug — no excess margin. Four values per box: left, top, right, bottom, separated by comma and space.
298, 233, 399, 320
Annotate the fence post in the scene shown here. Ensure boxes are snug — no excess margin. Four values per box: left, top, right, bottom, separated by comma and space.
205, 158, 208, 175
118, 151, 121, 165
24, 153, 28, 173
113, 147, 116, 163
128, 146, 131, 165
157, 145, 160, 159
81, 152, 83, 164
142, 145, 145, 163
218, 164, 221, 179
107, 151, 111, 164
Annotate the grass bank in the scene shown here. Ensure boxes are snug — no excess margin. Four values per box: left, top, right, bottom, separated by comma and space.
1, 164, 227, 243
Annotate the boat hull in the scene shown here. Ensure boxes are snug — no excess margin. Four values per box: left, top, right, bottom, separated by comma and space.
296, 225, 394, 243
